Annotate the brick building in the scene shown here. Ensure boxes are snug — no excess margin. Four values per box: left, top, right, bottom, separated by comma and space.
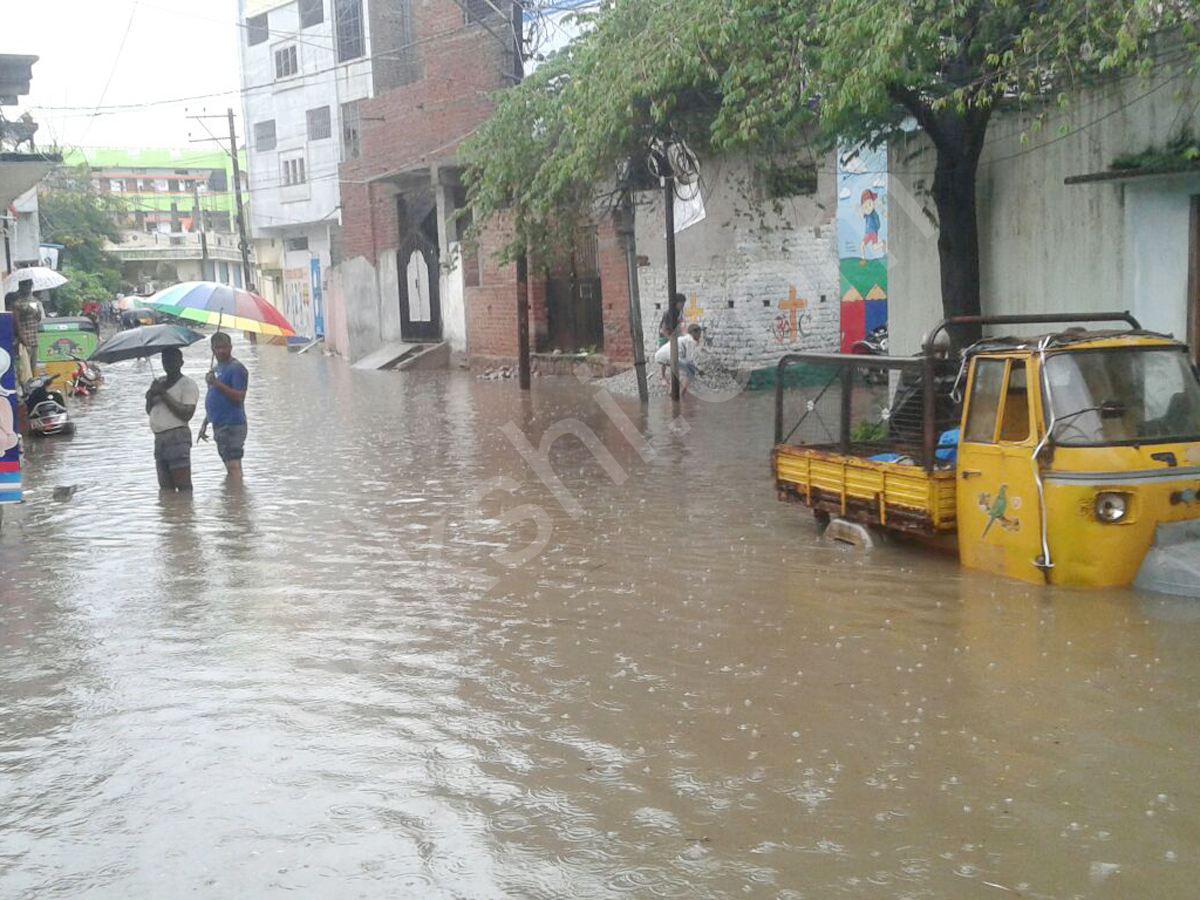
321, 0, 842, 373
322, 0, 644, 369
326, 0, 524, 361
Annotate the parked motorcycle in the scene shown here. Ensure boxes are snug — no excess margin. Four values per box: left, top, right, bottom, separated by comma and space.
67, 356, 103, 397
851, 325, 889, 385
24, 375, 75, 437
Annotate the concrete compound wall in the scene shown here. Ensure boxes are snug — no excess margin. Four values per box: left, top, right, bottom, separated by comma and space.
324, 253, 405, 363
443, 241, 467, 351
888, 48, 1200, 356
632, 153, 842, 373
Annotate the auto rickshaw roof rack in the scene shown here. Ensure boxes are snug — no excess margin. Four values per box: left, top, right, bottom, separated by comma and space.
921, 311, 1142, 356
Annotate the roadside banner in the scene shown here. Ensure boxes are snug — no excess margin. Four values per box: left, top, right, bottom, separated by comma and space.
0, 313, 21, 504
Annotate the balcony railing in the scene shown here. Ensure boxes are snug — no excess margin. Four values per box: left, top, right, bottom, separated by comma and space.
107, 230, 250, 263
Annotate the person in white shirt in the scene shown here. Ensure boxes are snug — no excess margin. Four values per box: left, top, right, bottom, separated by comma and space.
145, 347, 199, 491
653, 324, 703, 397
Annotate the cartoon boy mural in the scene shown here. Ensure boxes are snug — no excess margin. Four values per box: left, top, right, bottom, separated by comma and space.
859, 189, 886, 264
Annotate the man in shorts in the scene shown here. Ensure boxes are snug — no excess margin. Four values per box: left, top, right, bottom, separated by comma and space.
653, 323, 703, 397
146, 347, 199, 491
198, 332, 249, 481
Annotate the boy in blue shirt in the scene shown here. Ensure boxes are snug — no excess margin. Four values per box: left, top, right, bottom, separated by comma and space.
198, 332, 249, 481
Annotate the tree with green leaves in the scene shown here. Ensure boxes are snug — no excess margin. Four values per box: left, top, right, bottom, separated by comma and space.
465, 0, 1197, 340
707, 0, 1197, 340
461, 0, 722, 262
38, 168, 122, 315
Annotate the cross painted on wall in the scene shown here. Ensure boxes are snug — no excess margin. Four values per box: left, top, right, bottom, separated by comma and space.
779, 286, 808, 342
683, 294, 704, 326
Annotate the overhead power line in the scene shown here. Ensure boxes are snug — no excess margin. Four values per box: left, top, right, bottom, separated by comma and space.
28, 14, 521, 120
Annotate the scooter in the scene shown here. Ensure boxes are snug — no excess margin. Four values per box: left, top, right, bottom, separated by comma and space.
850, 325, 889, 384
25, 375, 75, 437
67, 356, 103, 397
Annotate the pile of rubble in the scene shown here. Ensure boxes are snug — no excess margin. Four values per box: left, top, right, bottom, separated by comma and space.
477, 366, 519, 381
592, 347, 745, 399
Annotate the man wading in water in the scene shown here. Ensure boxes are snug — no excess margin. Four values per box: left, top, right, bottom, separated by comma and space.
198, 332, 249, 481
146, 347, 199, 491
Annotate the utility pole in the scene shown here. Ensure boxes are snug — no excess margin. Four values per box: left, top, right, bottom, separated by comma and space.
615, 195, 648, 402
516, 250, 532, 390
191, 181, 209, 279
226, 108, 253, 290
661, 154, 681, 402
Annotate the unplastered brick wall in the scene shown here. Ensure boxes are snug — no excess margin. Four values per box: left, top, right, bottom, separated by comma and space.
596, 215, 634, 364
633, 153, 841, 373
339, 1, 514, 263
464, 214, 550, 360
466, 212, 632, 365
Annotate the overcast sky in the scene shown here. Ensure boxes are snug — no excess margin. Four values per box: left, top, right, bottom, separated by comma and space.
7, 0, 242, 152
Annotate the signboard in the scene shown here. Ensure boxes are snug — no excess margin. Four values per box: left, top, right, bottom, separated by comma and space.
673, 181, 706, 234
283, 266, 313, 339
39, 243, 63, 270
310, 257, 324, 338
0, 313, 22, 505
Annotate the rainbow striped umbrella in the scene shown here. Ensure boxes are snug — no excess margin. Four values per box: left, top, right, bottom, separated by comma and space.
142, 281, 296, 337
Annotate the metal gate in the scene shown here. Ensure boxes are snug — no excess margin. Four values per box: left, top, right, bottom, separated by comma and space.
398, 232, 441, 342
545, 230, 603, 352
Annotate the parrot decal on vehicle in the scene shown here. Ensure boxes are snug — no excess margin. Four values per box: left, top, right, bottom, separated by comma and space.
978, 485, 1020, 537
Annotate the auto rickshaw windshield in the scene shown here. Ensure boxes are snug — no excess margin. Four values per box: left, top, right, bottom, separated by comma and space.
1045, 347, 1200, 445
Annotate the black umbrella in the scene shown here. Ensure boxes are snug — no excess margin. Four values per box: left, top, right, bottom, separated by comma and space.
90, 324, 206, 363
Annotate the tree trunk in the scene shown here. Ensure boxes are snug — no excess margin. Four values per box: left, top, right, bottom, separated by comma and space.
930, 145, 983, 347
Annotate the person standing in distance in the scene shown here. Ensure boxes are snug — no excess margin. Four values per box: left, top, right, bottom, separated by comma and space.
198, 332, 249, 480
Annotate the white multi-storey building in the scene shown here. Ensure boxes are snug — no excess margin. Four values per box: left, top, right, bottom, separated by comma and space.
237, 0, 373, 338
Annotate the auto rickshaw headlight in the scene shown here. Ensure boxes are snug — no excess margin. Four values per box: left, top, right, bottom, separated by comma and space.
1095, 492, 1129, 523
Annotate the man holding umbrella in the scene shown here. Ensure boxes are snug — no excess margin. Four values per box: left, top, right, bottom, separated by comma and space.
146, 348, 199, 492
92, 322, 208, 491
198, 332, 249, 481
13, 279, 42, 382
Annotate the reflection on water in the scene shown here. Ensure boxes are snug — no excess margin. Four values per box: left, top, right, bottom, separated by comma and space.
1, 337, 1198, 898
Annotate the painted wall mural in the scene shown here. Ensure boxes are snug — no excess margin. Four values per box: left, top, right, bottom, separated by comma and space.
0, 313, 22, 505
836, 142, 888, 353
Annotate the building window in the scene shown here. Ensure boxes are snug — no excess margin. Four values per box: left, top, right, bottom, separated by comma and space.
254, 120, 277, 151
341, 100, 361, 160
299, 0, 323, 28
246, 13, 269, 45
286, 236, 310, 252
281, 156, 307, 186
306, 106, 332, 141
168, 178, 180, 192
274, 44, 299, 79
335, 0, 364, 62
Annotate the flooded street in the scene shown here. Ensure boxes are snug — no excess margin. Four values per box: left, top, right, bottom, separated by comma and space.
2, 337, 1199, 899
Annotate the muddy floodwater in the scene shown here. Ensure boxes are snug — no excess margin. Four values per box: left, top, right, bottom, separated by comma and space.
2, 338, 1199, 899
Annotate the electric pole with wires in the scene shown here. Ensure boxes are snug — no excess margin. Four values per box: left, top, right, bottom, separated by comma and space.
188, 108, 254, 290
226, 108, 253, 290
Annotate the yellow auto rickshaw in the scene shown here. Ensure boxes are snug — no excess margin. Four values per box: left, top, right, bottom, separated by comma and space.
773, 312, 1200, 594
38, 316, 100, 384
